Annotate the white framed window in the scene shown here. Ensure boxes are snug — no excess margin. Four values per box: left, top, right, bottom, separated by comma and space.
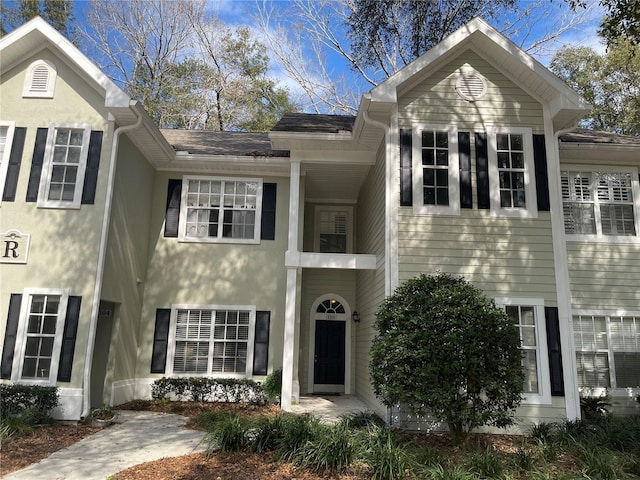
23, 59, 57, 98
488, 128, 537, 218
37, 124, 91, 209
574, 311, 640, 394
314, 206, 353, 253
496, 297, 551, 404
561, 168, 639, 241
412, 125, 460, 215
166, 305, 255, 377
12, 288, 69, 385
179, 176, 263, 243
0, 121, 16, 203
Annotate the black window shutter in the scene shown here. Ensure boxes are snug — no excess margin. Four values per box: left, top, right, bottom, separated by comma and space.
545, 306, 565, 396
533, 134, 550, 212
2, 127, 26, 202
253, 311, 270, 376
459, 131, 472, 209
26, 127, 48, 202
57, 296, 81, 382
81, 130, 103, 205
399, 129, 413, 206
151, 308, 171, 373
1, 294, 22, 379
260, 183, 277, 240
475, 132, 490, 209
164, 179, 182, 238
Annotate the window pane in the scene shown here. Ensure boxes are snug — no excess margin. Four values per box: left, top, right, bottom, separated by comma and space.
614, 352, 640, 387
576, 352, 610, 388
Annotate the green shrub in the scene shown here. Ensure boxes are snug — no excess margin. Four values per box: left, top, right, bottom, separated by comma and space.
261, 369, 282, 403
370, 273, 524, 446
338, 410, 384, 430
421, 464, 477, 480
0, 384, 59, 418
151, 377, 266, 403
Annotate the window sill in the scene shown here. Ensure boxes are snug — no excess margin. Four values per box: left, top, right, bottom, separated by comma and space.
36, 201, 82, 210
177, 236, 260, 245
411, 204, 460, 216
566, 234, 640, 244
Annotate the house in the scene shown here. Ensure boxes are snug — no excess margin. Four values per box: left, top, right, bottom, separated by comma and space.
1, 17, 638, 426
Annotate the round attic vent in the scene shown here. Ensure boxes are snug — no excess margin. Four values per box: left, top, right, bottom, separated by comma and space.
455, 72, 487, 101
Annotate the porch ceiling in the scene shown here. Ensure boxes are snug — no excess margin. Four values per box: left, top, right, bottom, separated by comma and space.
302, 163, 372, 203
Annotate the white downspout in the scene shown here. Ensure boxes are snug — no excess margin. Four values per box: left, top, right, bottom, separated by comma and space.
362, 108, 393, 425
550, 124, 582, 421
81, 103, 142, 418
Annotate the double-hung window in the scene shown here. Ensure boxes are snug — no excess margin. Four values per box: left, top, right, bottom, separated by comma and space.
574, 312, 640, 392
38, 124, 91, 209
314, 206, 353, 253
167, 305, 255, 377
412, 125, 460, 215
496, 297, 551, 404
0, 121, 16, 202
179, 176, 262, 243
561, 169, 639, 239
488, 128, 537, 218
12, 289, 68, 384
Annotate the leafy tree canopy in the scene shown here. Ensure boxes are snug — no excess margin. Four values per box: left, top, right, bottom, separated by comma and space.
345, 0, 517, 75
1, 0, 75, 39
550, 38, 640, 135
569, 0, 640, 46
370, 273, 524, 445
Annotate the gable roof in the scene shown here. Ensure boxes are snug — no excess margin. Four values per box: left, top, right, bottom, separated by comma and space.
366, 17, 591, 131
559, 129, 640, 146
0, 17, 173, 166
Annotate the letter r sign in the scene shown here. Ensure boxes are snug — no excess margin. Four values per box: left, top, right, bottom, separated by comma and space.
1, 230, 30, 264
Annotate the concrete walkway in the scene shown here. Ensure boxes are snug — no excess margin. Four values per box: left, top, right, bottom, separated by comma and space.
2, 396, 371, 480
291, 395, 372, 423
2, 410, 207, 480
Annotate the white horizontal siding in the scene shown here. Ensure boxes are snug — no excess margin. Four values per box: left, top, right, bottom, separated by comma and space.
567, 242, 640, 311
398, 210, 558, 302
354, 144, 388, 417
399, 50, 543, 130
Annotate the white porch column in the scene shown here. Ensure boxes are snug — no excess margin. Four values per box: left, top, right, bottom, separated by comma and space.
281, 161, 301, 411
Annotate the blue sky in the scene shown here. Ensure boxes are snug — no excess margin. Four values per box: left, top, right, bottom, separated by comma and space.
68, 0, 605, 112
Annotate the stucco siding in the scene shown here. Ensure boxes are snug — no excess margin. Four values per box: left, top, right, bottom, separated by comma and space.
135, 172, 289, 382
567, 242, 640, 310
0, 48, 114, 391
101, 136, 156, 397
398, 49, 544, 131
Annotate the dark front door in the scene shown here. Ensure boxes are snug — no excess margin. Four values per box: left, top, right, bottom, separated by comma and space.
314, 320, 345, 387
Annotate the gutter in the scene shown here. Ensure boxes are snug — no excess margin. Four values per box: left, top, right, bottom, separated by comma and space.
81, 103, 142, 418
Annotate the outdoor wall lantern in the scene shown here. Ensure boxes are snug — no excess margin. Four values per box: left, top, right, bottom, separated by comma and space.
351, 311, 361, 323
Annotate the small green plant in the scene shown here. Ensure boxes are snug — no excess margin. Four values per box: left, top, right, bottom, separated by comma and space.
510, 446, 538, 472
421, 464, 477, 480
528, 421, 557, 445
464, 444, 504, 478
361, 426, 417, 480
576, 441, 620, 480
338, 410, 384, 429
580, 394, 611, 419
91, 405, 115, 421
204, 414, 249, 453
293, 420, 356, 472
261, 369, 282, 403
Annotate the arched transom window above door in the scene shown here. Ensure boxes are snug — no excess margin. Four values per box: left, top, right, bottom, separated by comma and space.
316, 299, 346, 314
